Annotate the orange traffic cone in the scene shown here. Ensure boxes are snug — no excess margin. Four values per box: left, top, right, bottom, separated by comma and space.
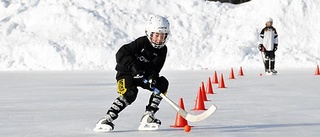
229, 68, 235, 79
212, 71, 219, 84
170, 98, 189, 127
192, 87, 206, 110
201, 82, 206, 94
218, 74, 226, 88
206, 77, 215, 94
201, 83, 210, 101
315, 65, 320, 75
238, 66, 244, 76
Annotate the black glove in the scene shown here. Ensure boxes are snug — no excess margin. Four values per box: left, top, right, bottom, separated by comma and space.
147, 73, 159, 90
274, 44, 278, 51
258, 44, 265, 52
148, 78, 157, 90
140, 73, 159, 91
141, 81, 152, 90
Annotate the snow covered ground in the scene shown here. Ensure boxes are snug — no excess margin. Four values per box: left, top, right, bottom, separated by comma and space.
1, 0, 320, 70
1, 70, 320, 137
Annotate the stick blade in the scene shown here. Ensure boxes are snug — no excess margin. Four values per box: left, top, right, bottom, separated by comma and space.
184, 105, 217, 122
159, 93, 217, 122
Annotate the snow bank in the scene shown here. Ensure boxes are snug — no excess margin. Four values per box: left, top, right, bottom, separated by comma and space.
1, 0, 320, 70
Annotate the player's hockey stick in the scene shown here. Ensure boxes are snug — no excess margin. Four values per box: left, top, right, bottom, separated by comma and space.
144, 79, 217, 122
260, 51, 267, 72
159, 92, 217, 122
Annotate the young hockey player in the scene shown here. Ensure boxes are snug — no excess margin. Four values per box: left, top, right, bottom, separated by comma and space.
258, 17, 278, 75
94, 15, 170, 132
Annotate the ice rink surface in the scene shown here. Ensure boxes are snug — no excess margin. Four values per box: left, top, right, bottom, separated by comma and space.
1, 69, 320, 137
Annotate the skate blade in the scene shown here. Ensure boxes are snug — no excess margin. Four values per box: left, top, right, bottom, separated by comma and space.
265, 72, 276, 76
93, 124, 113, 133
138, 122, 160, 131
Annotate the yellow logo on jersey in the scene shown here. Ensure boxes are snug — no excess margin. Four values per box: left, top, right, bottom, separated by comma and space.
117, 79, 127, 95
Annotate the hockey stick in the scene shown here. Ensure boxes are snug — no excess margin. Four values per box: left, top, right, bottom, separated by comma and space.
144, 79, 217, 122
260, 51, 267, 72
159, 92, 217, 122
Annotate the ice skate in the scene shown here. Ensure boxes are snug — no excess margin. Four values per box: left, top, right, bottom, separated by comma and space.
93, 116, 114, 132
138, 111, 161, 131
265, 69, 272, 75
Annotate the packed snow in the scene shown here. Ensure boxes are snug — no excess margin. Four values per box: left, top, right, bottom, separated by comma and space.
1, 70, 320, 137
1, 0, 320, 70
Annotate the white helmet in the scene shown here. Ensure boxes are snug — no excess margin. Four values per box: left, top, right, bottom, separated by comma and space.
266, 17, 273, 23
145, 15, 170, 49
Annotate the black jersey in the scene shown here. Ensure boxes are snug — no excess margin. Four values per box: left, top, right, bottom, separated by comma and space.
115, 36, 167, 78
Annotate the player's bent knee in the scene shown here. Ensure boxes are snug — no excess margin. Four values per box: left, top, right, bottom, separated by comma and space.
157, 76, 169, 94
122, 88, 138, 105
